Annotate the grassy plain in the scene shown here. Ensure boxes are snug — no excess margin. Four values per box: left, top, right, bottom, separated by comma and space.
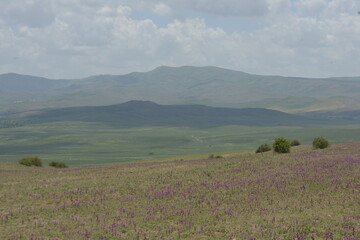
1, 122, 360, 166
1, 142, 359, 239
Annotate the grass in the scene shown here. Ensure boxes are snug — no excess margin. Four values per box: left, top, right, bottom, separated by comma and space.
0, 142, 359, 239
1, 122, 360, 166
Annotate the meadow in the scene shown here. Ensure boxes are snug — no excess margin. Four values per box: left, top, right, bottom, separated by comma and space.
1, 122, 360, 166
1, 142, 359, 239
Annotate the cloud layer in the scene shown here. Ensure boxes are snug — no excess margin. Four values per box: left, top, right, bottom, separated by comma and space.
0, 0, 359, 78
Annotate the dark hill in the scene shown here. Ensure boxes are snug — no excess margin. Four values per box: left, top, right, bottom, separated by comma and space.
26, 100, 322, 128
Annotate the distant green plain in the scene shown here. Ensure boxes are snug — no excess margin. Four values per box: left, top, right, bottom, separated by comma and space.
1, 122, 360, 166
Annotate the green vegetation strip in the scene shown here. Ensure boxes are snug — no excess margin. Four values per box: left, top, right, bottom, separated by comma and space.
1, 122, 360, 166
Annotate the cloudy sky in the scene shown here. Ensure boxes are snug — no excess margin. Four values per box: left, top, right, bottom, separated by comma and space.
0, 0, 359, 78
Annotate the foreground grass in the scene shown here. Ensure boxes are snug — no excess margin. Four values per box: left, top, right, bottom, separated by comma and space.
1, 142, 359, 239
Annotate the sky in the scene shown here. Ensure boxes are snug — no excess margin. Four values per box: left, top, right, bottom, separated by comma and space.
0, 0, 360, 79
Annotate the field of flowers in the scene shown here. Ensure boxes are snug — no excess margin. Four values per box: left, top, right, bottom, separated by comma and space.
1, 142, 359, 239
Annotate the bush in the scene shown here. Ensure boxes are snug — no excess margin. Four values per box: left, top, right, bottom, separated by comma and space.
19, 156, 42, 167
19, 158, 32, 166
49, 161, 68, 168
273, 137, 291, 153
208, 154, 223, 159
312, 137, 330, 149
291, 140, 301, 146
256, 144, 272, 153
31, 157, 43, 167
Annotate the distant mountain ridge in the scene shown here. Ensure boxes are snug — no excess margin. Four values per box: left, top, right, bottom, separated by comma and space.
0, 73, 70, 92
1, 66, 360, 113
24, 100, 328, 128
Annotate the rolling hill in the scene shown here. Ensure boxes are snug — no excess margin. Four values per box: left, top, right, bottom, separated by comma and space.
1, 142, 359, 239
0, 73, 70, 92
24, 100, 328, 128
301, 109, 360, 121
1, 66, 360, 113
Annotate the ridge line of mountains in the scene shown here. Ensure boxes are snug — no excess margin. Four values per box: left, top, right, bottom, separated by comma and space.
1, 66, 360, 115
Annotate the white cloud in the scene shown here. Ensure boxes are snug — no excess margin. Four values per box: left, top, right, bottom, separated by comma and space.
152, 3, 173, 17
0, 0, 360, 78
121, 0, 270, 17
295, 0, 327, 14
175, 0, 269, 17
266, 0, 292, 15
1, 0, 55, 28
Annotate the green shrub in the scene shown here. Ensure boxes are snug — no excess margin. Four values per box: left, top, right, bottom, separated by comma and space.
49, 161, 68, 168
291, 140, 301, 146
19, 158, 32, 166
19, 156, 42, 167
208, 154, 223, 159
31, 157, 43, 167
312, 137, 330, 149
256, 144, 271, 153
273, 137, 291, 153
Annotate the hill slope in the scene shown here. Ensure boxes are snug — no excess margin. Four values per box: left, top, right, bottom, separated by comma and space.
301, 109, 360, 121
0, 73, 70, 92
1, 142, 359, 239
25, 100, 321, 127
52, 66, 360, 108
1, 66, 360, 112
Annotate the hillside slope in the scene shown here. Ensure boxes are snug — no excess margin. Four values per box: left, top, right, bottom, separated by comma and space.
52, 66, 360, 107
0, 73, 70, 92
1, 142, 359, 239
25, 100, 323, 127
1, 66, 360, 112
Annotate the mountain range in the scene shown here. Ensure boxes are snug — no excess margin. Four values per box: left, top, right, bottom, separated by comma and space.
1, 66, 360, 114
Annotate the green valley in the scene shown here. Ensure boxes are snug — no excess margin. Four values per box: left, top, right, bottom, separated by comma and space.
1, 120, 360, 166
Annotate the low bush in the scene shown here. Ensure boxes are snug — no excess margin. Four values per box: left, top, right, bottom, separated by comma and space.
291, 140, 301, 146
49, 161, 68, 168
256, 144, 271, 153
312, 137, 330, 149
19, 158, 32, 166
273, 137, 291, 153
19, 156, 43, 167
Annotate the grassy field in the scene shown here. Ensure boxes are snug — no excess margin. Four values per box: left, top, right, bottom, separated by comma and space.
1, 122, 360, 166
1, 142, 359, 239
